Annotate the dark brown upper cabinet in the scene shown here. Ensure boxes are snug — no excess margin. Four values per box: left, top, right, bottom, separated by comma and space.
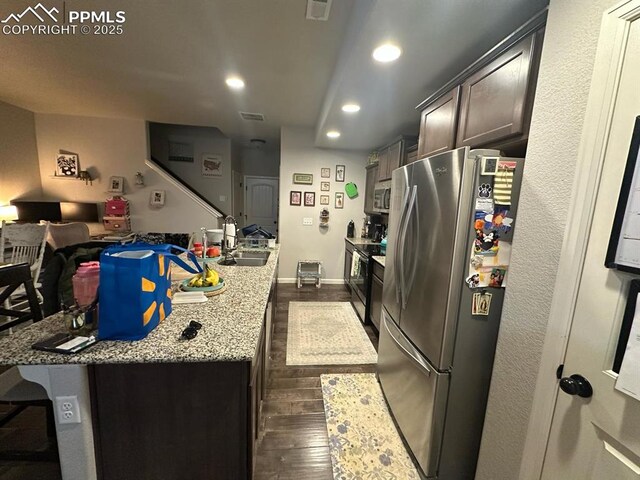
376, 146, 390, 182
377, 137, 416, 181
456, 31, 541, 148
387, 141, 402, 176
364, 163, 379, 214
403, 144, 419, 166
417, 86, 461, 158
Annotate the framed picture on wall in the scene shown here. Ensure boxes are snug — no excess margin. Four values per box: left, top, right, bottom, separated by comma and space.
335, 165, 345, 182
335, 192, 344, 209
108, 176, 124, 193
290, 191, 302, 206
202, 153, 223, 177
321, 182, 330, 191
293, 173, 313, 185
56, 154, 79, 177
304, 192, 315, 207
320, 195, 329, 205
321, 168, 330, 178
150, 190, 166, 206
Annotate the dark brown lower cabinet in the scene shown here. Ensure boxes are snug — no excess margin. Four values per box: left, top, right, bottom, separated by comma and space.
90, 361, 250, 480
89, 280, 277, 480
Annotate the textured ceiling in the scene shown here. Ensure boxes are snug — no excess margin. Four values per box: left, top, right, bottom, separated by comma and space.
0, 0, 548, 151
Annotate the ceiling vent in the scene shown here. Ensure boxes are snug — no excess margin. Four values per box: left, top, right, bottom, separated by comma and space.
239, 111, 265, 122
306, 0, 332, 21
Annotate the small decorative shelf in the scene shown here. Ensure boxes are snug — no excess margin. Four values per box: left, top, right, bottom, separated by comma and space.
319, 208, 330, 228
50, 171, 93, 185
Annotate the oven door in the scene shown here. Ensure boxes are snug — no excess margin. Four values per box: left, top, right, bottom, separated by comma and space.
350, 253, 369, 300
349, 252, 369, 323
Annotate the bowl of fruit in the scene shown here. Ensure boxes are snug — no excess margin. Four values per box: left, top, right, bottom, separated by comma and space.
181, 263, 224, 293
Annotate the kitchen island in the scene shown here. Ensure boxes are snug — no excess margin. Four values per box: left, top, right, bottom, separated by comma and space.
0, 246, 279, 480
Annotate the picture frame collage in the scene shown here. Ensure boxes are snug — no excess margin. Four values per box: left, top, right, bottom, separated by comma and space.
290, 165, 346, 209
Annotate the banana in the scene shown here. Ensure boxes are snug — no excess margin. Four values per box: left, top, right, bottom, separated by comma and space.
188, 273, 203, 287
187, 266, 219, 289
204, 264, 219, 286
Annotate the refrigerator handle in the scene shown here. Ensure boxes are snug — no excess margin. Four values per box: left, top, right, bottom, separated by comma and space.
394, 187, 410, 305
400, 185, 417, 309
382, 313, 432, 377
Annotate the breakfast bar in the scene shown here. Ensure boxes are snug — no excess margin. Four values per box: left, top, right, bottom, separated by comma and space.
0, 246, 279, 480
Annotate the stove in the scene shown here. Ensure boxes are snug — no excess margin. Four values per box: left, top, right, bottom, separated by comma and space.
349, 243, 384, 325
353, 244, 383, 257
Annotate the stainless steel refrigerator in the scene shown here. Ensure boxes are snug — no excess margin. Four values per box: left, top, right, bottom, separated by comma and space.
377, 147, 525, 479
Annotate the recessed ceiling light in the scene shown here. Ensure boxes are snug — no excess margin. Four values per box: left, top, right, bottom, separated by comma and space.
342, 103, 361, 113
326, 130, 341, 139
225, 76, 245, 90
372, 43, 402, 63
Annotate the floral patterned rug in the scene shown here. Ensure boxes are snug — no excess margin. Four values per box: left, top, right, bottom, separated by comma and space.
286, 302, 378, 365
321, 373, 421, 479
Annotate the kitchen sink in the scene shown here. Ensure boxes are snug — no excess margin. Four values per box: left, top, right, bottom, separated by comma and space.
222, 251, 271, 267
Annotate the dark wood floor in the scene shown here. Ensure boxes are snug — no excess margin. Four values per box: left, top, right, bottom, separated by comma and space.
254, 284, 378, 480
0, 284, 377, 480
0, 392, 62, 480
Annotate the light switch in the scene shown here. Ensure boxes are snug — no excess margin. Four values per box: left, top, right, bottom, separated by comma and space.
303, 217, 313, 226
219, 195, 227, 202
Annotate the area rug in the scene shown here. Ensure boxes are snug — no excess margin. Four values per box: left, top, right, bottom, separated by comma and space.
320, 373, 420, 480
286, 302, 377, 365
321, 373, 421, 479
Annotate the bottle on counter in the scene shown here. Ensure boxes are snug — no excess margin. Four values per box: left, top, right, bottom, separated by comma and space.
72, 262, 100, 308
70, 261, 101, 335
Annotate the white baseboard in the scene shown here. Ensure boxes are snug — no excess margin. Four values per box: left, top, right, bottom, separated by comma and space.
278, 278, 346, 285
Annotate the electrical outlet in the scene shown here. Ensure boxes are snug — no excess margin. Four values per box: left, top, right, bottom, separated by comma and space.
55, 396, 81, 425
303, 217, 313, 226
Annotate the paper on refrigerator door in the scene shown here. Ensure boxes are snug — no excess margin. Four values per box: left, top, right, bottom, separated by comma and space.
615, 292, 640, 401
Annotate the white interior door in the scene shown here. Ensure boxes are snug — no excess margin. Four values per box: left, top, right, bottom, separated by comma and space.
244, 176, 279, 236
541, 2, 640, 478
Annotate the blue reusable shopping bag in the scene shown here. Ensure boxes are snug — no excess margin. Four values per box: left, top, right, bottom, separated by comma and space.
98, 243, 202, 340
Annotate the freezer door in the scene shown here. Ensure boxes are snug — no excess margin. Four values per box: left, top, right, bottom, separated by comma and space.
377, 311, 449, 478
399, 147, 474, 370
381, 164, 411, 325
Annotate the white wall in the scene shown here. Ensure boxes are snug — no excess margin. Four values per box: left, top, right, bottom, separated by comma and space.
279, 127, 366, 281
149, 122, 233, 216
0, 101, 42, 205
475, 1, 619, 478
35, 114, 219, 234
239, 147, 280, 177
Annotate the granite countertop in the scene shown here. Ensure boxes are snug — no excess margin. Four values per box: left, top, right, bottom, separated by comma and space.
345, 237, 381, 246
372, 256, 386, 267
0, 246, 279, 366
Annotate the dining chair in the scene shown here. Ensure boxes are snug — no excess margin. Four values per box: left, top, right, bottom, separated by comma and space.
0, 263, 57, 461
0, 220, 49, 302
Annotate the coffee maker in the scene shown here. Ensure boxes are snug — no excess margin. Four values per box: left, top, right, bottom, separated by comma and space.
363, 214, 383, 239
373, 224, 385, 242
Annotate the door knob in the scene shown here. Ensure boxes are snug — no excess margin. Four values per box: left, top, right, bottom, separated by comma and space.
559, 374, 593, 398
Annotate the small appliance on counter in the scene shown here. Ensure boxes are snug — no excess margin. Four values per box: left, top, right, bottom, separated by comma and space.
361, 214, 383, 239
373, 224, 385, 242
347, 220, 355, 238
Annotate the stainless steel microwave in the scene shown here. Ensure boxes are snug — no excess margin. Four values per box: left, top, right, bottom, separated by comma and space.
373, 181, 391, 212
